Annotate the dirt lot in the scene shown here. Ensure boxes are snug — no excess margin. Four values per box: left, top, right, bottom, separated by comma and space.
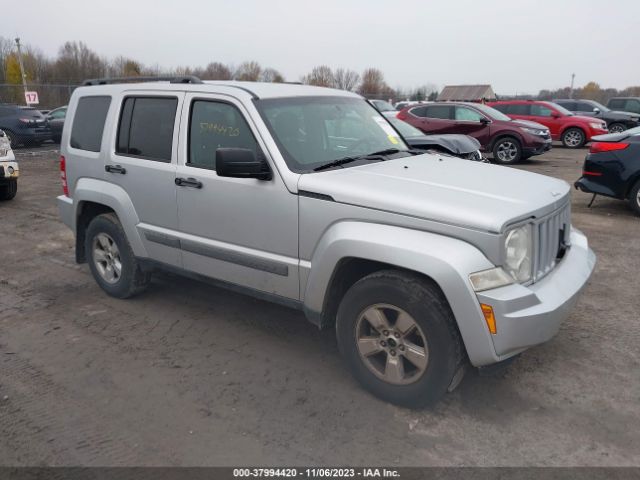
0, 145, 638, 467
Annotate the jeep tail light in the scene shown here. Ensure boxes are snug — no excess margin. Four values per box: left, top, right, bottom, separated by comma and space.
589, 142, 629, 154
60, 155, 69, 196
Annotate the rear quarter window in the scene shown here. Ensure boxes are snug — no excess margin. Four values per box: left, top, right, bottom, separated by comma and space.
70, 96, 111, 152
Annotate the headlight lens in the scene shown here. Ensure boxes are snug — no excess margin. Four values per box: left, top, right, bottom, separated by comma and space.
520, 127, 546, 136
504, 224, 532, 283
589, 122, 605, 130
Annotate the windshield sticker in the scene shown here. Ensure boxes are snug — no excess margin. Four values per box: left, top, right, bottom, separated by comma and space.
372, 116, 400, 144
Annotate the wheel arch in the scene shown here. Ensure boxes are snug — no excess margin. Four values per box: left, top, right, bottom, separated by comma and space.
301, 221, 500, 366
72, 178, 147, 263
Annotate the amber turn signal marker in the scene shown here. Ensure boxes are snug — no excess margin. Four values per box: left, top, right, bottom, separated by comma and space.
481, 304, 497, 334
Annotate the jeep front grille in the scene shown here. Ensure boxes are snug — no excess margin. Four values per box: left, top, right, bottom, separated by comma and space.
534, 202, 571, 282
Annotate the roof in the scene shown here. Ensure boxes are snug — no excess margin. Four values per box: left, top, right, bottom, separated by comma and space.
437, 85, 496, 102
77, 80, 360, 101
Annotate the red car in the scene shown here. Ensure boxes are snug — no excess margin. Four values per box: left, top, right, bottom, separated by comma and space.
489, 100, 608, 148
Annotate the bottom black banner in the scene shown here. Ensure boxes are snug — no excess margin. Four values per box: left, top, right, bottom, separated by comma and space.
0, 468, 638, 480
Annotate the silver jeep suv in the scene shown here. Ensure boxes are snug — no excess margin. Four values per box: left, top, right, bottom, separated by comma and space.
57, 77, 596, 407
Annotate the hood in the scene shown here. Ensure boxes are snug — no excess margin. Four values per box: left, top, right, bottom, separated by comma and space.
407, 134, 480, 154
510, 119, 549, 130
568, 114, 603, 124
298, 154, 570, 233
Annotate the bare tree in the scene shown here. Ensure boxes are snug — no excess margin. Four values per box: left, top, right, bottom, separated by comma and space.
260, 67, 285, 83
333, 68, 359, 91
359, 68, 388, 96
234, 61, 262, 81
303, 65, 334, 87
201, 62, 232, 80
110, 56, 143, 77
53, 41, 107, 83
0, 36, 15, 83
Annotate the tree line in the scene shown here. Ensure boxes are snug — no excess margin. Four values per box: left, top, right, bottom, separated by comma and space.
1, 37, 638, 108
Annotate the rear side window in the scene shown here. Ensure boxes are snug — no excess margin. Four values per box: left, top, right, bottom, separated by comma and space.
70, 96, 111, 152
409, 106, 428, 117
425, 105, 452, 119
188, 100, 258, 170
117, 97, 178, 162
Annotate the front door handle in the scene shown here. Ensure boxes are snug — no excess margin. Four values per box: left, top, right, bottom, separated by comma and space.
105, 164, 126, 174
175, 177, 203, 189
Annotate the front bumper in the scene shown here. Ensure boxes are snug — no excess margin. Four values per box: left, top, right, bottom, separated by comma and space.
0, 160, 19, 183
523, 137, 553, 156
475, 228, 595, 360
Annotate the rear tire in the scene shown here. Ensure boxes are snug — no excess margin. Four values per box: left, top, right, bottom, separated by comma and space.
85, 213, 150, 298
628, 180, 640, 216
336, 270, 464, 408
608, 123, 626, 134
0, 179, 17, 200
492, 137, 522, 164
561, 128, 586, 148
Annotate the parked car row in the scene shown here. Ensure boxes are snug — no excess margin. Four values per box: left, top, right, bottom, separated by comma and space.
396, 101, 552, 164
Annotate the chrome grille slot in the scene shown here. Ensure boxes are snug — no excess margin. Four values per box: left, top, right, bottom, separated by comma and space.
534, 202, 570, 281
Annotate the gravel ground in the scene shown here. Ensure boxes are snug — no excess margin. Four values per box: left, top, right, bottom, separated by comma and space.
0, 146, 638, 466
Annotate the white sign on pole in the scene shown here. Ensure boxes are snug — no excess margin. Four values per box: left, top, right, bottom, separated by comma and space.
25, 91, 39, 105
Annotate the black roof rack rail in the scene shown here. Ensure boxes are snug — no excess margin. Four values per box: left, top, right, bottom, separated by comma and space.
82, 75, 203, 86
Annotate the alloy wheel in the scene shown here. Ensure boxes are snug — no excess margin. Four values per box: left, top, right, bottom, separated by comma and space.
92, 233, 122, 284
564, 130, 584, 147
609, 124, 625, 134
355, 304, 429, 385
496, 141, 517, 162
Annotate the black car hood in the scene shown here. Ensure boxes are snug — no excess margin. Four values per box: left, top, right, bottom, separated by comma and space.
604, 110, 639, 120
406, 134, 481, 154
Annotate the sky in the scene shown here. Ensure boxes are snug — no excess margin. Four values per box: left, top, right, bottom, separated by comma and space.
9, 0, 640, 95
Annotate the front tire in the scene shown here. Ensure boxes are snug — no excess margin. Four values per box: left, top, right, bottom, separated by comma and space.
628, 180, 640, 216
492, 137, 522, 164
85, 213, 150, 298
561, 128, 586, 148
0, 179, 17, 200
336, 270, 464, 408
608, 123, 626, 134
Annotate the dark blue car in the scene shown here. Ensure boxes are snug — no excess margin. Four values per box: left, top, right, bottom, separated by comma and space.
0, 104, 53, 147
575, 126, 640, 215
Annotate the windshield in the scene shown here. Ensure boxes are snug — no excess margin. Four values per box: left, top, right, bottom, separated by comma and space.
473, 103, 512, 122
256, 96, 409, 172
371, 100, 396, 112
388, 117, 424, 138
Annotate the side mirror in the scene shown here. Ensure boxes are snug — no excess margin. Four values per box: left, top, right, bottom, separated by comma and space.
593, 107, 601, 114
479, 117, 490, 125
551, 112, 561, 118
216, 148, 272, 181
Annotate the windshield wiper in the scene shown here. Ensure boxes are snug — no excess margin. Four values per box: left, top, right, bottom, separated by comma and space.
313, 148, 417, 172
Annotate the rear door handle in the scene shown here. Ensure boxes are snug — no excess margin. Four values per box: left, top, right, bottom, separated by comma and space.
175, 177, 203, 189
105, 164, 126, 174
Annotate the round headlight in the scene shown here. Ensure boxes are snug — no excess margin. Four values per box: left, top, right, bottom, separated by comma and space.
504, 225, 532, 283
